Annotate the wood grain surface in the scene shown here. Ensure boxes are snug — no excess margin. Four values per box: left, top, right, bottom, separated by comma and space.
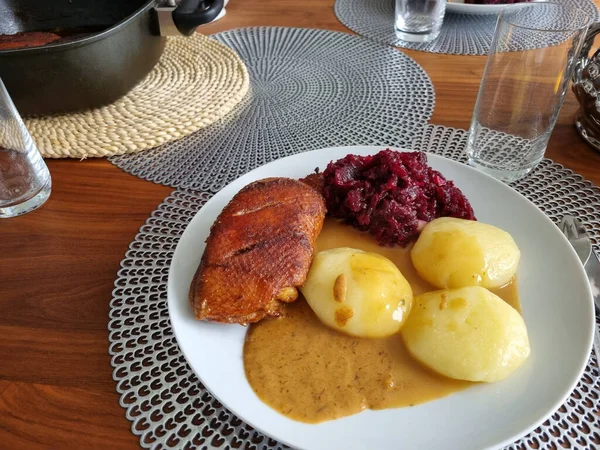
1, 1, 600, 448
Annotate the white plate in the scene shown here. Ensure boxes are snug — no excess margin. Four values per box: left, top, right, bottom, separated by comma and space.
446, 0, 543, 16
168, 146, 594, 450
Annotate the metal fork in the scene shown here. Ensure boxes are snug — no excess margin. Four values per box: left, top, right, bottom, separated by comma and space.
559, 215, 600, 369
560, 215, 593, 265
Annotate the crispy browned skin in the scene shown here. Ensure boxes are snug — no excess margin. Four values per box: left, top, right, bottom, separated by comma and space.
189, 177, 326, 324
300, 172, 324, 194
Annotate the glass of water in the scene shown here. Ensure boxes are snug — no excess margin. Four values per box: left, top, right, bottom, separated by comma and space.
466, 2, 590, 182
0, 77, 51, 218
394, 0, 446, 42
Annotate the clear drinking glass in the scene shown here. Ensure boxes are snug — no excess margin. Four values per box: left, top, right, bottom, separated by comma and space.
394, 0, 446, 43
0, 77, 51, 218
466, 3, 590, 182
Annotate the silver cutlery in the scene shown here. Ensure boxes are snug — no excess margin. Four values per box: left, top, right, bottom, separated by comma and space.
559, 215, 600, 368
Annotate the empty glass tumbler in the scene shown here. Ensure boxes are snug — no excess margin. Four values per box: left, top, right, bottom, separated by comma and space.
394, 0, 446, 43
466, 3, 590, 182
0, 78, 51, 218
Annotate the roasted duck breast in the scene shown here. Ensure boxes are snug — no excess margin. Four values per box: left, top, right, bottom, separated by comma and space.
189, 177, 326, 324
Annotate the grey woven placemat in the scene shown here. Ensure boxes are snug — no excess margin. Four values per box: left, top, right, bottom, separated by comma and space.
109, 124, 600, 450
334, 0, 600, 55
109, 26, 435, 193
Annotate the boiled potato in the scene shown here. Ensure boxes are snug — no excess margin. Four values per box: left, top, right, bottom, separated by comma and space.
411, 217, 520, 289
300, 247, 413, 338
402, 286, 530, 382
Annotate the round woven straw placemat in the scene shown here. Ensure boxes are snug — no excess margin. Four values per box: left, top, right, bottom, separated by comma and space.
25, 33, 249, 159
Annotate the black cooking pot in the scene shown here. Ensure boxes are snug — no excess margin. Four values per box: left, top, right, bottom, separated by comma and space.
0, 0, 224, 116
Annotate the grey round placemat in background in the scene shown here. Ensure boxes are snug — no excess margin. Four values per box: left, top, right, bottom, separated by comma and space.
334, 0, 600, 56
109, 26, 435, 193
109, 124, 600, 450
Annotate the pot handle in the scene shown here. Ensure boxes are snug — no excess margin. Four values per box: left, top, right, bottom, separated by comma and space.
573, 22, 600, 84
172, 0, 224, 36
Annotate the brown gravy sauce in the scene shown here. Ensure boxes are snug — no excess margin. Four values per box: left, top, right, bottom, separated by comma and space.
244, 219, 521, 423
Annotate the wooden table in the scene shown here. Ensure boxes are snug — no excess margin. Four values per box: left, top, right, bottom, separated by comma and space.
2, 1, 599, 448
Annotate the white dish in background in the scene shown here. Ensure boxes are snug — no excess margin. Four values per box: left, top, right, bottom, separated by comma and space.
447, 0, 543, 15
213, 8, 226, 22
167, 146, 594, 450
210, 0, 229, 23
